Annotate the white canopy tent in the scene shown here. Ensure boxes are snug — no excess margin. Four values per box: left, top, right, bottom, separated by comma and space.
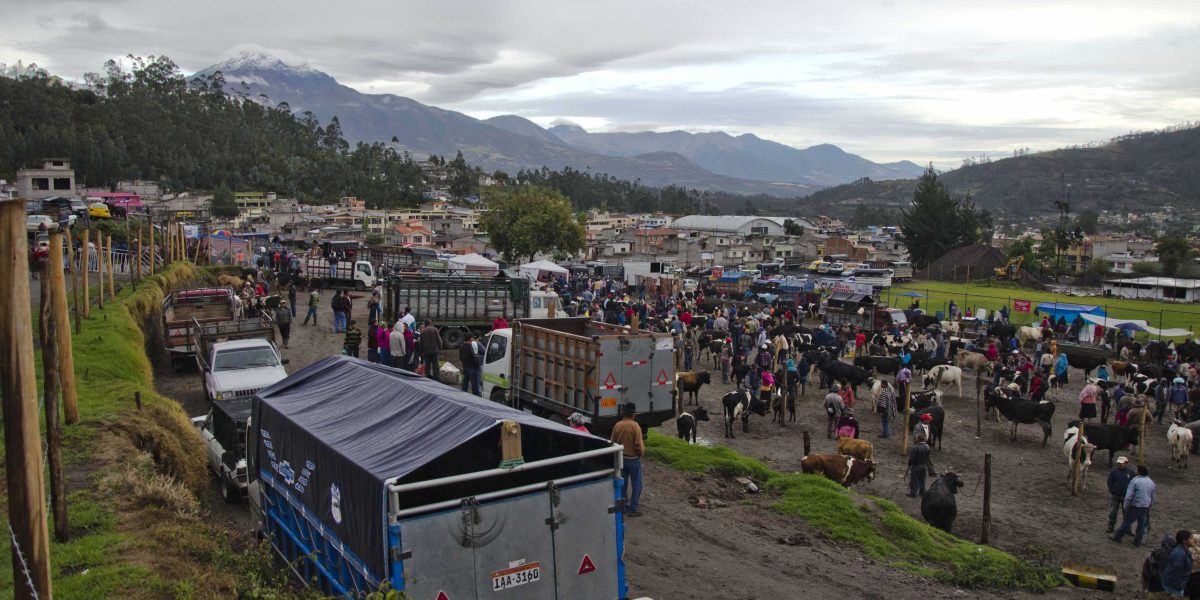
448, 252, 500, 276
1079, 313, 1193, 339
519, 259, 568, 280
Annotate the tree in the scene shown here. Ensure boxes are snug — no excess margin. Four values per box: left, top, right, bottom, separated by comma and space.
480, 186, 585, 263
896, 166, 989, 268
448, 151, 475, 198
364, 233, 385, 245
1035, 230, 1059, 276
1155, 236, 1195, 277
1075, 209, 1099, 234
210, 184, 238, 219
1006, 236, 1038, 273
1132, 261, 1162, 275
783, 219, 805, 236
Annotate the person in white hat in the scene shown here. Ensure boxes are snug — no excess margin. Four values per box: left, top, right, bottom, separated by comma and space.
1105, 456, 1134, 533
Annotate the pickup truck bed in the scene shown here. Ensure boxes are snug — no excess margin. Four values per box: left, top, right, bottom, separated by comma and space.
163, 288, 237, 369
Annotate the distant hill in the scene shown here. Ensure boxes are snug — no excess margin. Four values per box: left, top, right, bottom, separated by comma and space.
804, 125, 1200, 216
545, 124, 924, 186
195, 48, 923, 196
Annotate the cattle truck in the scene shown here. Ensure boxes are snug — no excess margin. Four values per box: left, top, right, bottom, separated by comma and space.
250, 356, 628, 599
481, 317, 677, 437
162, 287, 238, 371
384, 275, 560, 348
298, 255, 377, 290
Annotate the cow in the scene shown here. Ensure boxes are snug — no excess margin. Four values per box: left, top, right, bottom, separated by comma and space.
940, 321, 960, 336
854, 355, 901, 376
984, 384, 1055, 446
820, 359, 871, 394
836, 436, 874, 462
676, 371, 712, 406
1017, 326, 1042, 348
1064, 352, 1106, 378
1184, 420, 1200, 454
911, 405, 946, 450
1110, 360, 1137, 383
909, 388, 942, 412
1167, 420, 1193, 469
923, 364, 964, 398
1062, 422, 1096, 493
956, 350, 994, 375
912, 355, 952, 374
920, 472, 964, 533
217, 274, 244, 289
1083, 423, 1141, 467
1177, 339, 1200, 363
721, 390, 767, 438
910, 314, 939, 329
800, 454, 876, 487
731, 362, 752, 387
676, 407, 710, 444
705, 337, 726, 369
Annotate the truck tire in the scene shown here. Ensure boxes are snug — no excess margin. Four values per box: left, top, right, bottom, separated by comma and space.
220, 475, 239, 504
442, 328, 465, 349
489, 388, 507, 405
355, 280, 365, 291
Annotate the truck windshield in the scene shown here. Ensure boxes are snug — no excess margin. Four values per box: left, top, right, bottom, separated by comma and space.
213, 347, 279, 371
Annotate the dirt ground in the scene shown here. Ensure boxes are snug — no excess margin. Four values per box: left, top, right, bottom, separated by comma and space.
152, 298, 1188, 598
647, 351, 1200, 599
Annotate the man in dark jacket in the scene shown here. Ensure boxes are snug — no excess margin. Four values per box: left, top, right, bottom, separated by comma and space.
907, 438, 933, 498
343, 320, 362, 358
1106, 456, 1134, 532
1161, 530, 1195, 596
419, 320, 441, 380
459, 333, 483, 396
274, 301, 292, 349
330, 290, 346, 333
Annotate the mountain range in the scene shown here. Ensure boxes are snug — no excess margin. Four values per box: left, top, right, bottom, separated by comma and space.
196, 50, 923, 196
804, 124, 1200, 217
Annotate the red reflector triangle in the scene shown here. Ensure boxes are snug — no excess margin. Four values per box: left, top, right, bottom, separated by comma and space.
603, 372, 617, 387
656, 369, 668, 384
436, 592, 450, 600
578, 554, 597, 575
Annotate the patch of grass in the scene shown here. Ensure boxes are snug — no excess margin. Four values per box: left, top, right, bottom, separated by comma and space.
883, 280, 1200, 337
646, 431, 1064, 591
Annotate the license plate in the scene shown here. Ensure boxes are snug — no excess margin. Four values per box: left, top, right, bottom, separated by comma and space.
491, 562, 540, 591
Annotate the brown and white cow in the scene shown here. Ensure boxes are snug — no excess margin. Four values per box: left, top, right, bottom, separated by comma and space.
800, 453, 876, 487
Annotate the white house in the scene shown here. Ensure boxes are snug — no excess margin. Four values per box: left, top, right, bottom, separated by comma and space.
1103, 277, 1200, 302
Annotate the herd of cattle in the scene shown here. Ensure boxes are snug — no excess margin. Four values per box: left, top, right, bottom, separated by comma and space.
673, 317, 1200, 535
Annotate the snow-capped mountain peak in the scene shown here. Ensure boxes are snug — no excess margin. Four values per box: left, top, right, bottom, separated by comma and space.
206, 43, 320, 75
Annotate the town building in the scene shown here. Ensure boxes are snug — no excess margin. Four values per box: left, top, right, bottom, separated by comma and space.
1103, 277, 1200, 302
16, 158, 75, 201
670, 215, 785, 237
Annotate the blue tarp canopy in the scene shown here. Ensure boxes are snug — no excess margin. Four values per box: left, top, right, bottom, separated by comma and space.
895, 292, 926, 298
1035, 302, 1106, 322
718, 271, 751, 282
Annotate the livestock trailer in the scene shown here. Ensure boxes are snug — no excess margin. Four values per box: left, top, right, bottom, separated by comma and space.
161, 287, 238, 370
250, 357, 627, 599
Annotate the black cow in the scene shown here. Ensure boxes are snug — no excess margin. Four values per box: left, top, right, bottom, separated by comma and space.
854, 355, 901, 376
721, 390, 768, 438
1064, 352, 1106, 378
988, 323, 1016, 343
912, 405, 946, 450
821, 359, 871, 393
910, 388, 941, 412
676, 407, 710, 444
1144, 341, 1168, 363
921, 472, 964, 533
1176, 340, 1200, 363
984, 385, 1055, 446
731, 363, 752, 386
677, 371, 712, 406
910, 314, 940, 329
1083, 423, 1141, 466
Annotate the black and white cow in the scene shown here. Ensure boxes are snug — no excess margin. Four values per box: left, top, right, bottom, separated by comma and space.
676, 406, 710, 444
722, 389, 768, 438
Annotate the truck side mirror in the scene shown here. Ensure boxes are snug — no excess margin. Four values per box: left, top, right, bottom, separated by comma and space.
280, 359, 290, 365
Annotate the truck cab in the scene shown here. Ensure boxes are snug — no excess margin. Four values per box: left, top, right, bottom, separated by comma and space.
481, 328, 513, 404
191, 397, 252, 502
299, 257, 377, 290
199, 338, 288, 403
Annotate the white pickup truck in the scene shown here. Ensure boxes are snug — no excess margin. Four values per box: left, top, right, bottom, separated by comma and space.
191, 397, 253, 502
193, 317, 288, 403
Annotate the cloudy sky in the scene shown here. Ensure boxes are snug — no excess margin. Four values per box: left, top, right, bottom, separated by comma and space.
3, 0, 1198, 167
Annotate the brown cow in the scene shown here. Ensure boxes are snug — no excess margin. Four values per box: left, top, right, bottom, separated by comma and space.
955, 350, 994, 375
836, 436, 874, 462
800, 453, 876, 487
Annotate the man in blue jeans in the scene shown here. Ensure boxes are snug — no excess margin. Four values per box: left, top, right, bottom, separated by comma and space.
610, 403, 645, 517
1111, 464, 1156, 546
458, 333, 483, 396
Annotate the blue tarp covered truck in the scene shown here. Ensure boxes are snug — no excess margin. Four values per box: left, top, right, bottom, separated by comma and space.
248, 356, 628, 599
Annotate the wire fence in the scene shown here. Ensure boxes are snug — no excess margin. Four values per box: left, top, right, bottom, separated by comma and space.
880, 286, 1200, 340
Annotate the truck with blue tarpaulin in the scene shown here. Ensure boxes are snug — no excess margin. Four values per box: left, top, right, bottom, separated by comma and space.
249, 356, 628, 599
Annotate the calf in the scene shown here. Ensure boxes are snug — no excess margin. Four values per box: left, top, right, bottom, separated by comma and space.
721, 390, 767, 438
800, 453, 876, 487
1083, 423, 1141, 467
909, 388, 942, 412
984, 384, 1055, 446
1062, 422, 1096, 493
676, 371, 712, 406
836, 436, 874, 462
676, 407, 710, 444
923, 364, 964, 398
921, 472, 964, 533
1167, 420, 1193, 469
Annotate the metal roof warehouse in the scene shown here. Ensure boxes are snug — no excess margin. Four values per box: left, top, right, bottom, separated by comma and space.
1102, 276, 1200, 302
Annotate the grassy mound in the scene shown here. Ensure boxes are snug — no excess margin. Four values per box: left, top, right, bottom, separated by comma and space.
646, 431, 1063, 590
1, 262, 307, 598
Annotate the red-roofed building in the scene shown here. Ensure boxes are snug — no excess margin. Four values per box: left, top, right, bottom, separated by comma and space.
391, 223, 434, 246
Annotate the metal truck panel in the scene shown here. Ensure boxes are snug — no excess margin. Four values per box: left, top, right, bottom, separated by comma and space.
470, 492, 557, 599
551, 479, 620, 600
386, 278, 529, 326
396, 509, 478, 599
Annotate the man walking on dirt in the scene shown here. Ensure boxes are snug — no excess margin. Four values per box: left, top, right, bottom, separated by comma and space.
343, 320, 362, 358
824, 384, 845, 439
906, 437, 933, 497
331, 290, 347, 333
274, 301, 292, 349
1105, 456, 1134, 533
303, 289, 320, 326
419, 320, 441, 380
1111, 464, 1156, 546
610, 402, 645, 517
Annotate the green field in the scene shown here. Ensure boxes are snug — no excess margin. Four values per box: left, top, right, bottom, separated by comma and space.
879, 280, 1200, 338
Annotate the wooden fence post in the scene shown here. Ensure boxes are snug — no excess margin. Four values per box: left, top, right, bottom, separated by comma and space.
39, 255, 69, 542
67, 232, 81, 334
149, 216, 155, 275
1, 199, 54, 599
50, 233, 79, 424
81, 226, 91, 317
981, 453, 992, 544
106, 234, 115, 300
1139, 400, 1148, 465
94, 229, 104, 310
